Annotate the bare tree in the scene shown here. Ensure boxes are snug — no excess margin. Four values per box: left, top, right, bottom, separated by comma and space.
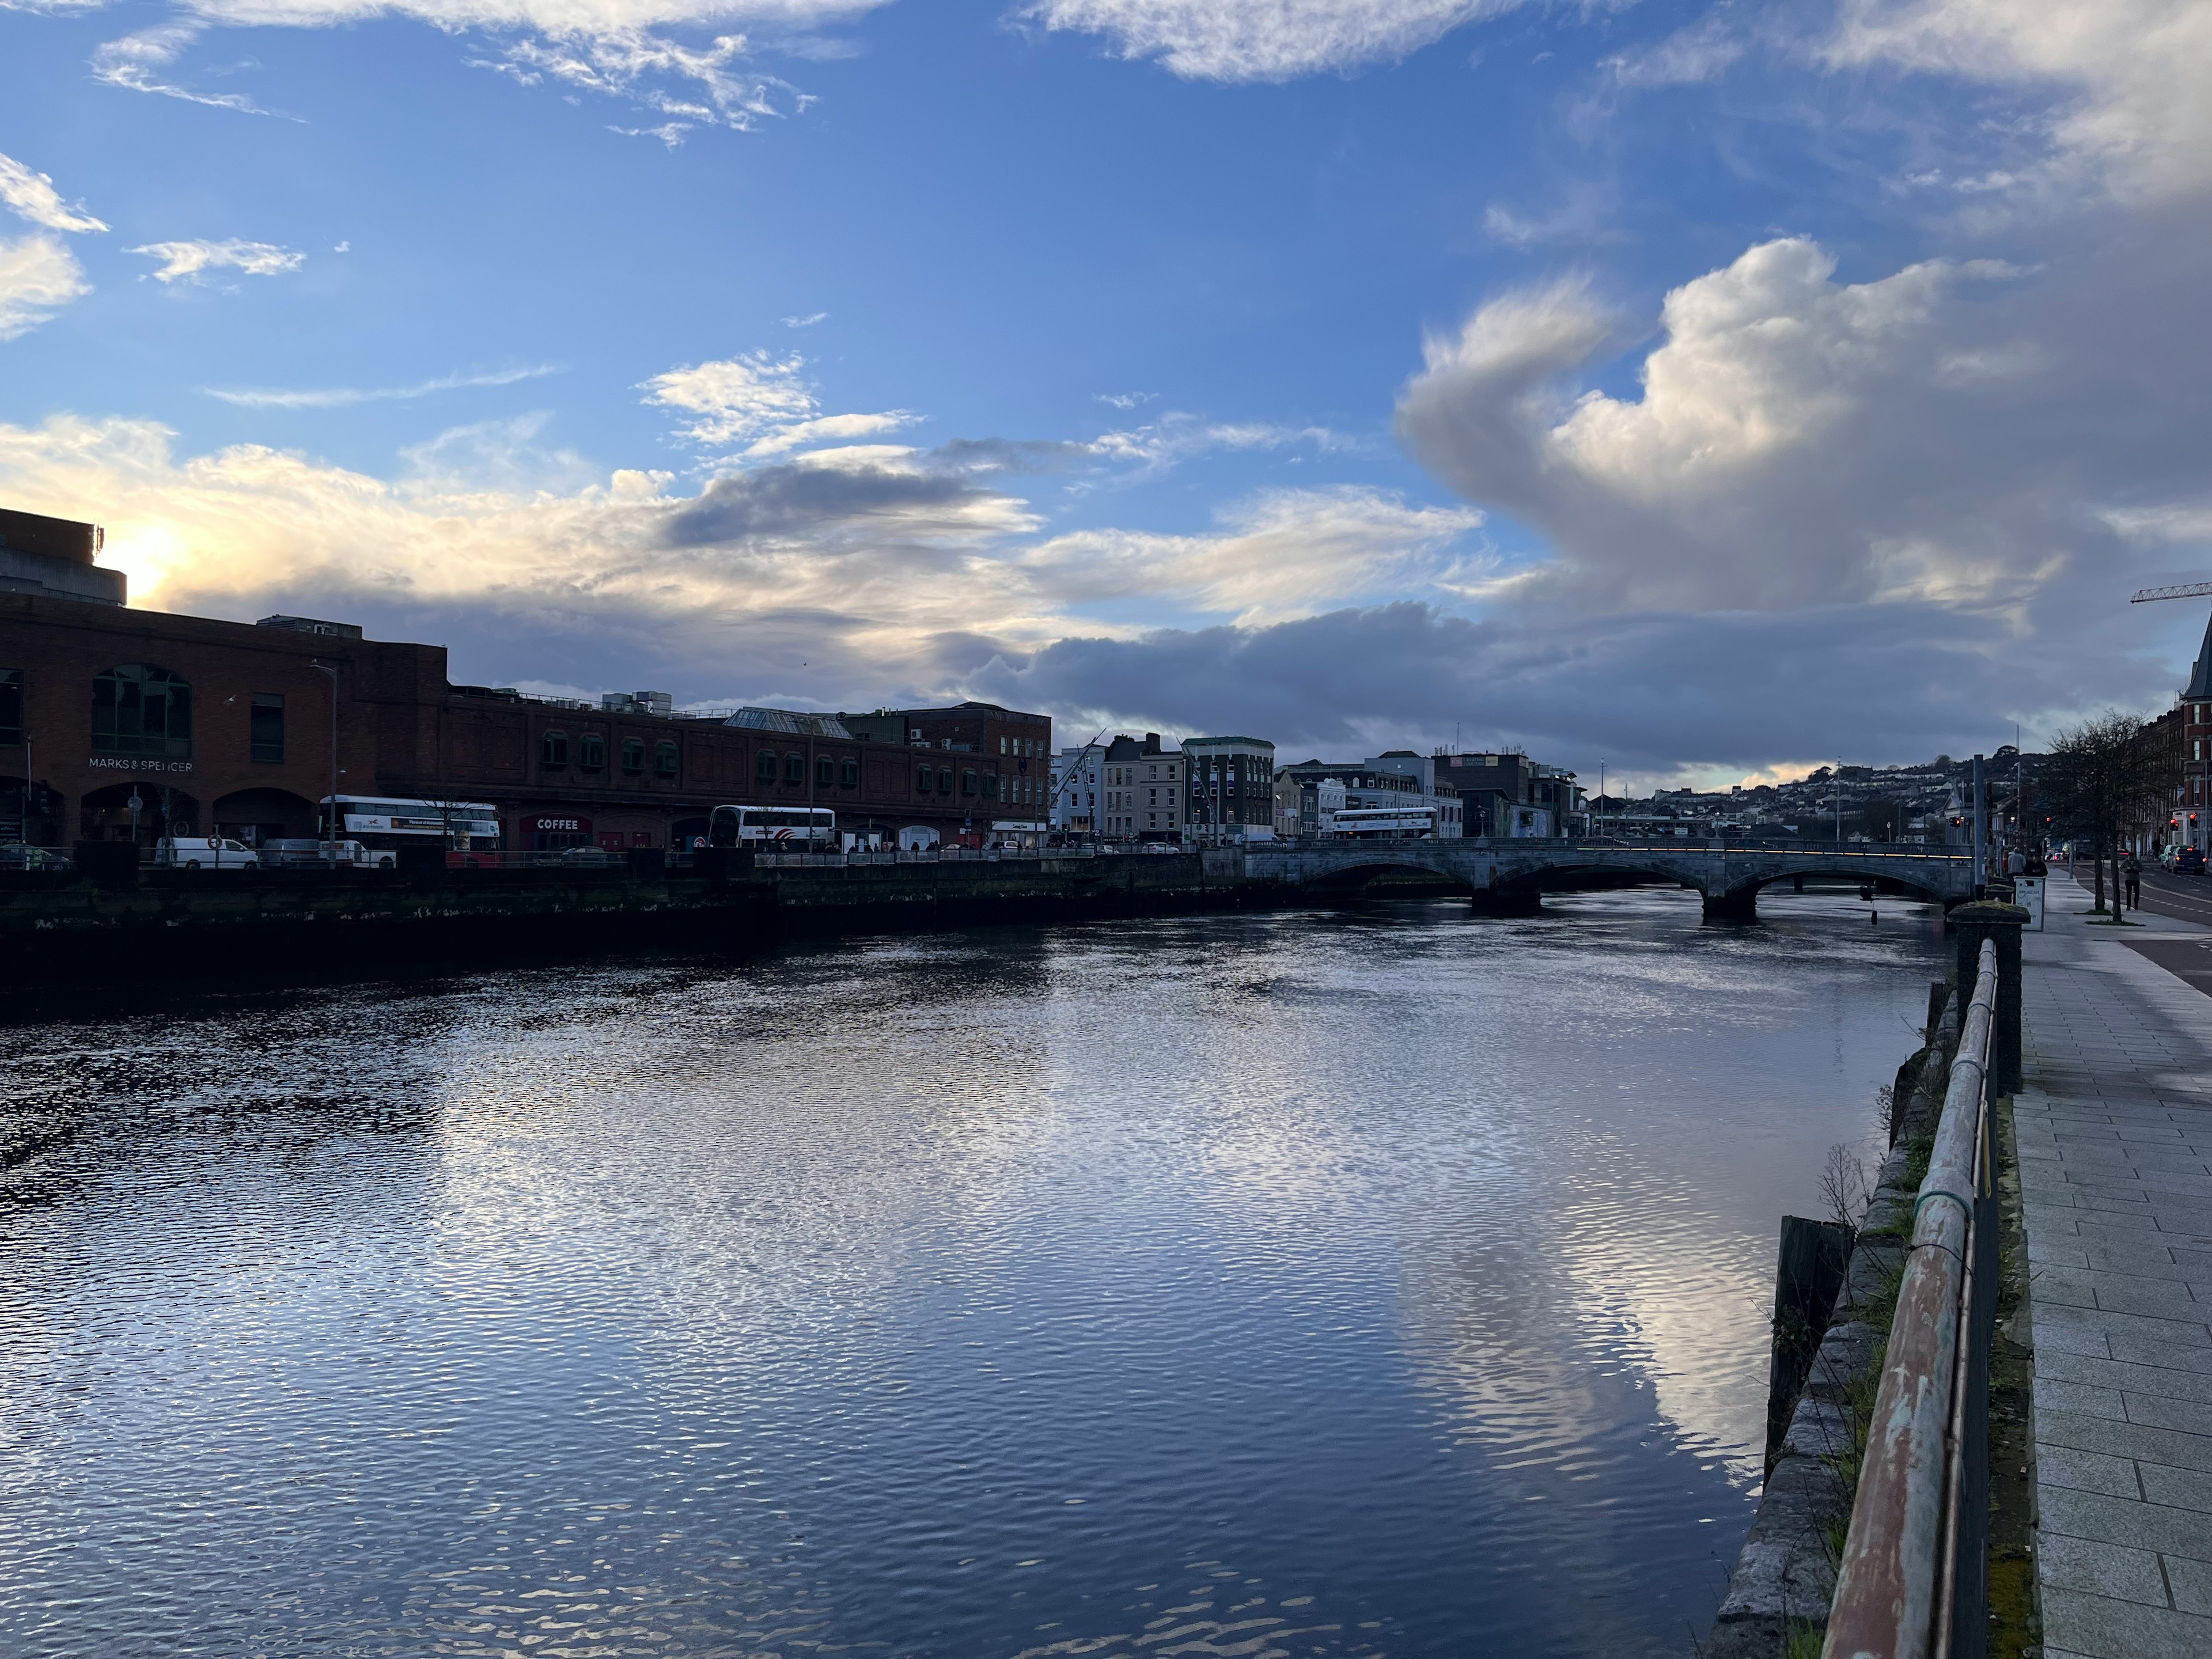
2043, 711, 2175, 914
1819, 1143, 1874, 1247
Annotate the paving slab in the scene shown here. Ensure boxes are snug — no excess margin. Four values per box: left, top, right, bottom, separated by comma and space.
2022, 873, 2212, 1638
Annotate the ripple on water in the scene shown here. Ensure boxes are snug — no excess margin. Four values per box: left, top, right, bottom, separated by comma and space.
0, 891, 1939, 1657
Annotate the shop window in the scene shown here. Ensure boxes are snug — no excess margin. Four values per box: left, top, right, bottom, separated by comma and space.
938, 767, 953, 794
840, 757, 859, 789
756, 749, 778, 783
0, 668, 22, 747
624, 738, 647, 774
783, 752, 805, 785
961, 768, 977, 797
249, 692, 285, 763
580, 732, 606, 771
816, 755, 835, 789
92, 664, 193, 759
655, 741, 679, 777
542, 730, 569, 767
916, 765, 934, 793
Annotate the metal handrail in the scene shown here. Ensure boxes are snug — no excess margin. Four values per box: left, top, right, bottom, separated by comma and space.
1823, 938, 1998, 1659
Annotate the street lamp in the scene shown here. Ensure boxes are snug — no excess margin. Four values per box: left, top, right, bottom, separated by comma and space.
310, 661, 338, 846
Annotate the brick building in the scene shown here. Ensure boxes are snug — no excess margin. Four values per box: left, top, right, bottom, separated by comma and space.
1183, 735, 1275, 841
0, 520, 1049, 851
2178, 615, 2212, 852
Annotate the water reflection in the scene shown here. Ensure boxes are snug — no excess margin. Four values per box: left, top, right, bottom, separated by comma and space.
0, 891, 1937, 1657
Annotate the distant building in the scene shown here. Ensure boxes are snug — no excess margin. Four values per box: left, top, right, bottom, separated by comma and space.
1050, 740, 1105, 836
1272, 754, 1461, 839
1086, 733, 1187, 840
2180, 615, 2212, 852
1433, 751, 1581, 837
1099, 732, 1183, 841
0, 507, 124, 607
1183, 736, 1276, 841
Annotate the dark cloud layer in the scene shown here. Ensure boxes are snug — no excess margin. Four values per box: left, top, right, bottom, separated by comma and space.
972, 596, 2173, 773
664, 462, 995, 544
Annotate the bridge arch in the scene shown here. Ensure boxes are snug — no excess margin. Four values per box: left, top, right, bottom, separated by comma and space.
1703, 865, 1950, 922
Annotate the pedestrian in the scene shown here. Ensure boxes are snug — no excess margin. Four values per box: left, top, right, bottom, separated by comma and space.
2124, 850, 2142, 910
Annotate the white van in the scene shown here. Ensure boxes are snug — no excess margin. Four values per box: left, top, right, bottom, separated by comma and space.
156, 836, 261, 870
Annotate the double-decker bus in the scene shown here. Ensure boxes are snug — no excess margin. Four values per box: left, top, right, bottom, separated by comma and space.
709, 805, 837, 846
322, 795, 503, 851
1324, 804, 1443, 839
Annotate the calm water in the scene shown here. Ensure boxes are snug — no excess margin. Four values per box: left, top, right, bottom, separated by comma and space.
0, 891, 1939, 1658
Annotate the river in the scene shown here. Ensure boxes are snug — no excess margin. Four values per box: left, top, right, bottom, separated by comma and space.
0, 889, 1940, 1658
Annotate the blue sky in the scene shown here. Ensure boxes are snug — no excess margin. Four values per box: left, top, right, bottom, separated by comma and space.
2, 0, 2208, 784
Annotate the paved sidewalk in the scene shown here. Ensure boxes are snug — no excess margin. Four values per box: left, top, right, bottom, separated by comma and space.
2020, 876, 2212, 1657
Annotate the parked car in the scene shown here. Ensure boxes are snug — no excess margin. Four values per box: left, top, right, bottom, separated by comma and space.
154, 836, 260, 870
2177, 847, 2206, 875
0, 844, 70, 870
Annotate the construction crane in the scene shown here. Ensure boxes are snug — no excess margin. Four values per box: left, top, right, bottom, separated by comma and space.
2133, 582, 2212, 604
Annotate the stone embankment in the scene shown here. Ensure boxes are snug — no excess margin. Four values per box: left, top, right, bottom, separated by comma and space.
1707, 982, 1960, 1656
0, 850, 1287, 980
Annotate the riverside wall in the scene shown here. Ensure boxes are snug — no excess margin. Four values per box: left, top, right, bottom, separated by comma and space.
0, 851, 1290, 980
1705, 985, 1957, 1657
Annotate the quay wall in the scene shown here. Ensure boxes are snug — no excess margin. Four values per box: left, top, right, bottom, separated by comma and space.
0, 852, 1291, 980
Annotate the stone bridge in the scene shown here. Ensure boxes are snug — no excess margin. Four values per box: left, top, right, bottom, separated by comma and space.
1238, 838, 1977, 921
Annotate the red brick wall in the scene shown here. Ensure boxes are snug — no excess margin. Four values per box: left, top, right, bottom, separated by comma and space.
0, 593, 1051, 847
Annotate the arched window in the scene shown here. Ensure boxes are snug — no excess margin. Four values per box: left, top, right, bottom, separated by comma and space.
92, 664, 192, 758
756, 749, 778, 783
916, 765, 934, 794
982, 773, 999, 801
783, 753, 805, 785
624, 738, 647, 774
654, 741, 679, 777
542, 730, 569, 767
840, 757, 859, 789
960, 768, 977, 797
579, 732, 605, 771
815, 755, 835, 789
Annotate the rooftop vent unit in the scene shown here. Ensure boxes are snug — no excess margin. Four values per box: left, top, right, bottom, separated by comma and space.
256, 614, 363, 639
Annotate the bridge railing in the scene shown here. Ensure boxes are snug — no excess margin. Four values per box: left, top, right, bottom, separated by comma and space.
1822, 936, 1999, 1659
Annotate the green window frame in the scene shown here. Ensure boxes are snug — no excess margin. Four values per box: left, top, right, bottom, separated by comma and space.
249, 692, 284, 763
92, 664, 192, 759
654, 741, 679, 778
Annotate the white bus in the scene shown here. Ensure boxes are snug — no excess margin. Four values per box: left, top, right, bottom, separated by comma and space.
323, 796, 502, 851
1324, 804, 1444, 839
709, 805, 837, 846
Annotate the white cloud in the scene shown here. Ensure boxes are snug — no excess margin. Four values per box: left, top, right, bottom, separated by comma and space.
1024, 0, 1529, 83
1823, 0, 2212, 201
0, 153, 109, 235
1603, 12, 1743, 87
1016, 487, 1484, 626
130, 238, 306, 283
1087, 412, 1347, 472
1397, 238, 2047, 612
205, 364, 566, 408
84, 0, 891, 131
92, 21, 290, 115
638, 350, 913, 457
782, 310, 827, 327
0, 237, 91, 341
